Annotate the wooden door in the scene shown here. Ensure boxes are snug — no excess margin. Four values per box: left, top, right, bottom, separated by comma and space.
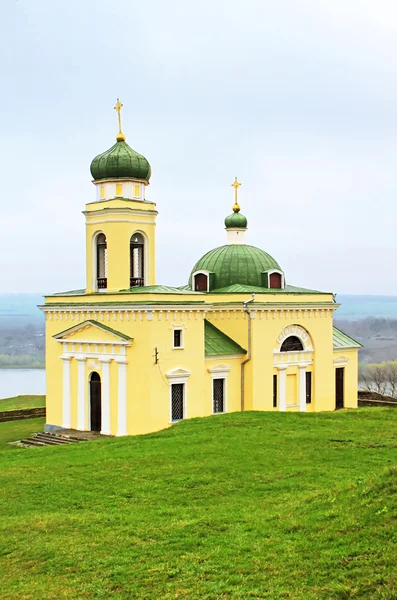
335, 368, 344, 409
90, 372, 102, 432
194, 273, 208, 291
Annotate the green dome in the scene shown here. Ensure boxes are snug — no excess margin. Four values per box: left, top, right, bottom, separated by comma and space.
90, 140, 151, 182
225, 211, 248, 228
189, 245, 282, 289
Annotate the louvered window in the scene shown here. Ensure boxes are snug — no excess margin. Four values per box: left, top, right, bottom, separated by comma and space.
130, 233, 144, 287
96, 233, 107, 289
171, 383, 184, 421
213, 378, 225, 413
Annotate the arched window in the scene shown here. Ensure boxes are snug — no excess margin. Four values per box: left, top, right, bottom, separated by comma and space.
280, 336, 304, 352
194, 272, 208, 291
96, 233, 107, 290
130, 233, 144, 287
269, 272, 282, 289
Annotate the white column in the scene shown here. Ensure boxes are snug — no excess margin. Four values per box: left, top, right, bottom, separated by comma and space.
100, 358, 111, 435
116, 360, 127, 436
76, 357, 86, 430
278, 366, 287, 412
61, 356, 72, 428
299, 365, 307, 412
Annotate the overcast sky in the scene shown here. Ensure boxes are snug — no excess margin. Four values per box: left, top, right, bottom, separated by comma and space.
1, 0, 397, 295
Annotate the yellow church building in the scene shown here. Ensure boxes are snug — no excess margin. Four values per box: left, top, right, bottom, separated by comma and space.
41, 101, 361, 437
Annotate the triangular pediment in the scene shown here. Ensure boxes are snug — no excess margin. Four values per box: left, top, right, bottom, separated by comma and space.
54, 320, 132, 343
166, 368, 192, 380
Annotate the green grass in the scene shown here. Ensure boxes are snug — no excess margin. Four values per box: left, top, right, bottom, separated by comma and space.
1, 409, 397, 599
0, 394, 45, 411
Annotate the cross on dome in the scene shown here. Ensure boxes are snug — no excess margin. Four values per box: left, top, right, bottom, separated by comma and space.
231, 177, 241, 212
114, 98, 126, 142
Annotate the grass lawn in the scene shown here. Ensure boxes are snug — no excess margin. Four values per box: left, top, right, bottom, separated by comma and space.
0, 394, 45, 411
1, 409, 397, 599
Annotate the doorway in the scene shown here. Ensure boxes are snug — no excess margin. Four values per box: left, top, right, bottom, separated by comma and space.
335, 368, 344, 409
90, 372, 102, 432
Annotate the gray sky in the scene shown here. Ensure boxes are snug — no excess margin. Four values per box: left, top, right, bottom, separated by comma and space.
1, 0, 397, 295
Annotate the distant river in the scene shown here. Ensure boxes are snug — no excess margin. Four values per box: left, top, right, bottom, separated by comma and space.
0, 369, 45, 399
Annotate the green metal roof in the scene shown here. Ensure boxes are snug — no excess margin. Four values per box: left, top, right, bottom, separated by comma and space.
90, 140, 151, 182
333, 326, 362, 349
210, 283, 325, 294
224, 211, 248, 229
120, 285, 203, 294
189, 245, 281, 290
204, 320, 246, 356
54, 320, 132, 341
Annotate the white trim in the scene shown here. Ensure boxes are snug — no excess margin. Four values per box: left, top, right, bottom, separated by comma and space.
76, 357, 86, 430
265, 269, 285, 290
166, 368, 192, 380
172, 328, 184, 349
166, 369, 190, 423
333, 356, 349, 367
54, 321, 132, 343
207, 364, 232, 374
208, 365, 230, 414
116, 360, 128, 436
130, 229, 149, 286
100, 359, 111, 435
192, 270, 210, 292
298, 364, 307, 412
277, 365, 288, 412
275, 325, 313, 352
61, 356, 71, 428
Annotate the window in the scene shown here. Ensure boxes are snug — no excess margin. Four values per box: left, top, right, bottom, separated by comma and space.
213, 378, 225, 413
134, 184, 140, 197
273, 374, 278, 407
116, 183, 123, 196
130, 233, 144, 287
280, 336, 304, 352
96, 233, 107, 289
100, 185, 105, 199
173, 329, 183, 348
171, 383, 184, 421
306, 372, 312, 404
193, 273, 208, 291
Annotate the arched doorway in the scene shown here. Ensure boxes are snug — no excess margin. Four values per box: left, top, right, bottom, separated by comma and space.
90, 372, 102, 432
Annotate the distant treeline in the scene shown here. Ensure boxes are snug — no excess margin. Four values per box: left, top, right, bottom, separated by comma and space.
359, 361, 397, 399
334, 317, 397, 364
0, 322, 45, 368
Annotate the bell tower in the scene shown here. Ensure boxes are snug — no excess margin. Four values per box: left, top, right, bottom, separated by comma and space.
85, 100, 157, 293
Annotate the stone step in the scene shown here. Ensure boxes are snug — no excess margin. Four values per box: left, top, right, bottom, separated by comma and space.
14, 431, 89, 448
34, 433, 75, 444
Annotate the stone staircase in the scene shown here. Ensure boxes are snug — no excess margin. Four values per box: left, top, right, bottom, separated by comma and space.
11, 432, 88, 448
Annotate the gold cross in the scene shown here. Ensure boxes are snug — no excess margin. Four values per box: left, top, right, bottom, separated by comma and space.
114, 98, 125, 141
231, 177, 241, 212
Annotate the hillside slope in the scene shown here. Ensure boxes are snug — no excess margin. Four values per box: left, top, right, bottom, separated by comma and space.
1, 410, 396, 599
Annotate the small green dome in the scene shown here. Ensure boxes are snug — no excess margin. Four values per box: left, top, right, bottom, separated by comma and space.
189, 245, 282, 289
90, 140, 151, 182
225, 211, 248, 228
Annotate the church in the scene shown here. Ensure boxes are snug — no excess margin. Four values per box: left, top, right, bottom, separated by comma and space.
41, 101, 361, 437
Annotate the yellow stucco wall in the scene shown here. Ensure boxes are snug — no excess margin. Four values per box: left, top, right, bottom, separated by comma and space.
43, 296, 359, 437
84, 198, 157, 293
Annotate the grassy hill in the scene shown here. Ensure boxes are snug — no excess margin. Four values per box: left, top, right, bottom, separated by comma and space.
1, 409, 397, 599
0, 395, 45, 411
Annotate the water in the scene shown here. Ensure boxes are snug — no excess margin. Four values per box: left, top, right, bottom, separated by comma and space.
336, 295, 397, 320
0, 369, 45, 399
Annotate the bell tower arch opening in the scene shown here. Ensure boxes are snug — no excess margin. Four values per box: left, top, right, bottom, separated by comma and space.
130, 232, 145, 287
